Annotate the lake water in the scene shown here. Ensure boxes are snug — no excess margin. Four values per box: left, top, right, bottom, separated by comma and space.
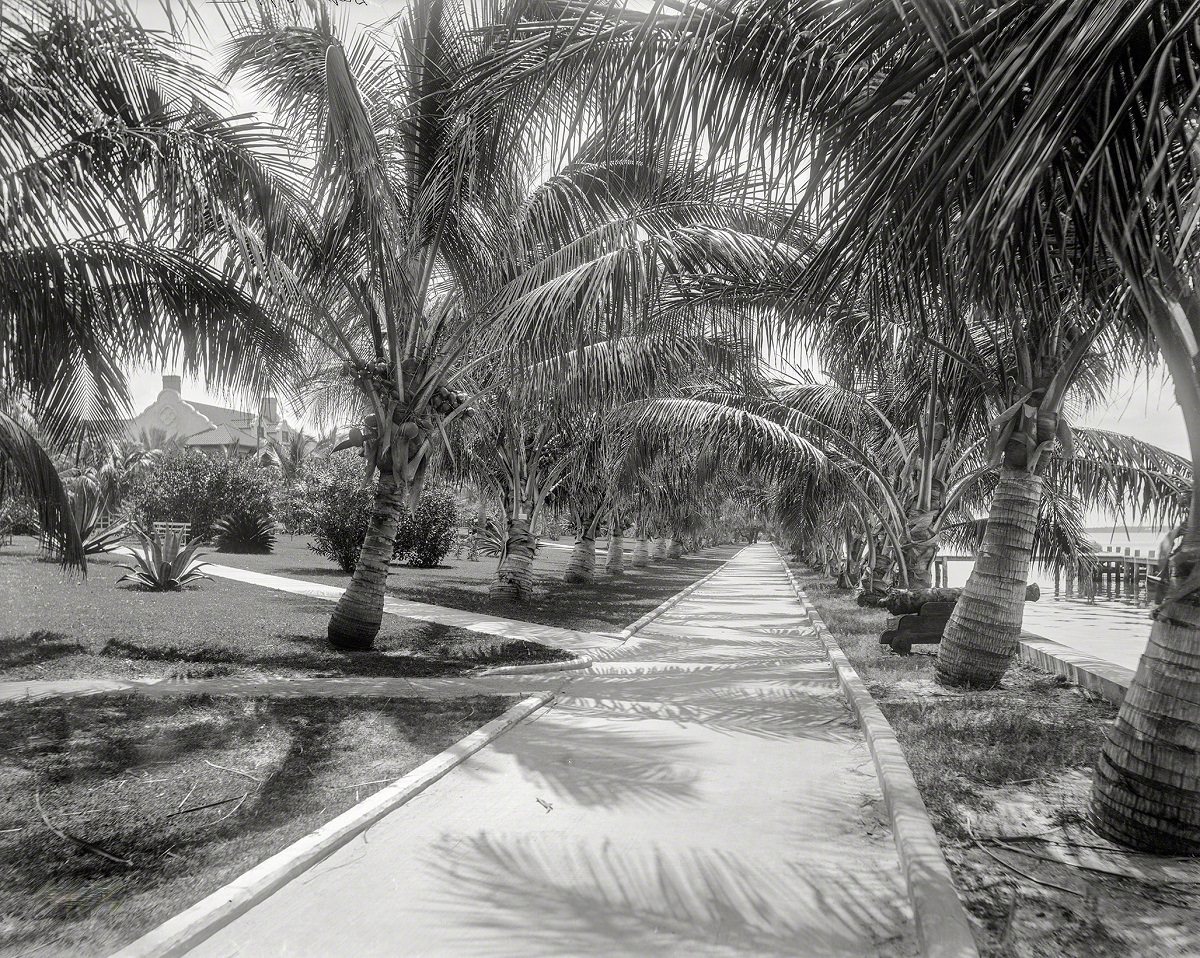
940, 528, 1170, 672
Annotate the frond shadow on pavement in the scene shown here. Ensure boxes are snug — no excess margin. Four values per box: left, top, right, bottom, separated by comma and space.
456, 711, 704, 813
422, 831, 915, 957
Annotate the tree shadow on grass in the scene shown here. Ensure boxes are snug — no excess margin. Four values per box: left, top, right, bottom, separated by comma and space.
0, 693, 510, 953
268, 566, 351, 581
2, 694, 280, 790
386, 551, 741, 632
95, 635, 478, 679
0, 632, 91, 670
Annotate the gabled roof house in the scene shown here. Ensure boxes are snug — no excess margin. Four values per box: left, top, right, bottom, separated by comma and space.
126, 375, 295, 455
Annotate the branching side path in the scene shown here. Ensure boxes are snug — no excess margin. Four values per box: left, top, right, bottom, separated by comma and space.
188, 545, 916, 957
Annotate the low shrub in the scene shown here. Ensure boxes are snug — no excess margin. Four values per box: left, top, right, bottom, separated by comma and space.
212, 510, 277, 553
295, 453, 373, 573
393, 488, 459, 568
288, 461, 458, 573
274, 481, 307, 534
0, 496, 40, 536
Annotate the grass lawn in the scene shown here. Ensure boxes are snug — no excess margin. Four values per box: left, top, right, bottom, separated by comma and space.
214, 535, 741, 632
790, 564, 1200, 958
0, 691, 511, 956
0, 540, 571, 683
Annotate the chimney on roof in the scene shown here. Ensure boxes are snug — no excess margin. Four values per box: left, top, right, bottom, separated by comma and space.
162, 374, 182, 394
259, 395, 280, 422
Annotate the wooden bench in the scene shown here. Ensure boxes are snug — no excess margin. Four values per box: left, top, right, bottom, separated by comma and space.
151, 521, 192, 542
879, 584, 1040, 655
880, 601, 957, 654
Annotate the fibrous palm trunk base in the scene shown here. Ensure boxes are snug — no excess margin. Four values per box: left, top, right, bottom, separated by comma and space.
327, 472, 404, 651
1091, 588, 1200, 853
901, 543, 937, 589
606, 534, 625, 575
491, 518, 536, 601
564, 537, 596, 584
631, 535, 649, 568
653, 537, 668, 560
936, 468, 1043, 689
668, 538, 684, 558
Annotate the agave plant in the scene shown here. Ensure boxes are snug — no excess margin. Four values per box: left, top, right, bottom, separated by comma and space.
211, 511, 277, 554
117, 527, 211, 592
472, 518, 508, 559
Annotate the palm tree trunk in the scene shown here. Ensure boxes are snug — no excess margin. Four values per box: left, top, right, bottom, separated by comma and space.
864, 541, 895, 597
630, 533, 649, 568
668, 537, 684, 558
901, 541, 938, 589
1090, 579, 1200, 853
935, 468, 1043, 688
1086, 270, 1200, 851
327, 472, 404, 651
653, 536, 669, 560
606, 532, 625, 575
563, 535, 596, 584
491, 517, 536, 600
902, 511, 940, 589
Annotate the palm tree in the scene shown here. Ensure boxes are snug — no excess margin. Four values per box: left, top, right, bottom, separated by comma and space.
223, 0, 538, 646
557, 419, 630, 584
464, 397, 573, 600
261, 430, 331, 483
2, 0, 301, 567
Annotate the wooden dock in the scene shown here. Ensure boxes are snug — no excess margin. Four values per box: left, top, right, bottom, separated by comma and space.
931, 549, 1161, 602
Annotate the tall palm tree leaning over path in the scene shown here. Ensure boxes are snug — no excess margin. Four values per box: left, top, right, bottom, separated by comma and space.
1, 0, 301, 568
472, 0, 1200, 852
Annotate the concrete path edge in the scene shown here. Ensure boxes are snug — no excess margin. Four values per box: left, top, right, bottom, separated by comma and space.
777, 558, 979, 958
1019, 635, 1132, 706
481, 653, 593, 676
109, 692, 556, 958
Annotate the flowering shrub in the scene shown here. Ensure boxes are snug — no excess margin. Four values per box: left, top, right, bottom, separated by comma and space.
393, 487, 459, 568
128, 450, 275, 540
292, 453, 372, 573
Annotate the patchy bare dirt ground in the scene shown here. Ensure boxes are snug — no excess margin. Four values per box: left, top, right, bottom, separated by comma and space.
949, 771, 1200, 957
792, 567, 1200, 958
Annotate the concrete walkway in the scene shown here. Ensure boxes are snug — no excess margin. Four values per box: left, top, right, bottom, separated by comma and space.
190, 545, 915, 957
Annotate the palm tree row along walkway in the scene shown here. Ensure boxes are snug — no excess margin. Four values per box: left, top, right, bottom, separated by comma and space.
184, 545, 915, 957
